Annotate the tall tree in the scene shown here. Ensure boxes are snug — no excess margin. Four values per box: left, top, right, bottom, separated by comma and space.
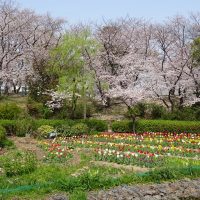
49, 29, 98, 119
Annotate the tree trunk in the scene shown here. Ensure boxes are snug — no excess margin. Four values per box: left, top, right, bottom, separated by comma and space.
132, 115, 136, 133
83, 89, 87, 119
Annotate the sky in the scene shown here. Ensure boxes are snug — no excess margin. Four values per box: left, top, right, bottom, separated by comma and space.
17, 0, 200, 24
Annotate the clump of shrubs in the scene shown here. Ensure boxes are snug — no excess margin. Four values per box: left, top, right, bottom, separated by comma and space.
70, 123, 89, 136
36, 125, 56, 138
0, 103, 22, 119
16, 119, 36, 137
124, 102, 200, 121
0, 150, 37, 176
56, 124, 71, 137
57, 123, 89, 137
27, 99, 52, 119
0, 125, 6, 144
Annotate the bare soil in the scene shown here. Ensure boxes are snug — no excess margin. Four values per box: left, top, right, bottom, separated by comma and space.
91, 160, 150, 173
10, 136, 46, 160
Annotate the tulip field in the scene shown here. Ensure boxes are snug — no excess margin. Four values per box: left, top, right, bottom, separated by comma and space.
40, 132, 200, 168
1, 132, 200, 199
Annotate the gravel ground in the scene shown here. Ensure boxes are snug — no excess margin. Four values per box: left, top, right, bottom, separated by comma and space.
87, 178, 200, 200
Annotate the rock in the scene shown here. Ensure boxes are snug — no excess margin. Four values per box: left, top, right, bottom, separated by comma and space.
49, 132, 57, 139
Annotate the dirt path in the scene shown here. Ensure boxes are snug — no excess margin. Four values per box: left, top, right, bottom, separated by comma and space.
91, 160, 149, 173
10, 136, 46, 160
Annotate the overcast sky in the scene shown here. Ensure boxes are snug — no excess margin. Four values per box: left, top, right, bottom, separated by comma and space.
17, 0, 200, 24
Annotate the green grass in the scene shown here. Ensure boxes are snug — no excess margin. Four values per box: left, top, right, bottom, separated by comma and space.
0, 148, 200, 200
0, 95, 28, 110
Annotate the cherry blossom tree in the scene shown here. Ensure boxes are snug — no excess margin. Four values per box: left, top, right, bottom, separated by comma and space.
151, 15, 200, 111
0, 0, 64, 94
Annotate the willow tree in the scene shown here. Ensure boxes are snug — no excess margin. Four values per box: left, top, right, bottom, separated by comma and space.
50, 29, 98, 119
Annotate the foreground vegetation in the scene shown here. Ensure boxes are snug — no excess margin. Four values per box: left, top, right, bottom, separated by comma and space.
0, 130, 200, 199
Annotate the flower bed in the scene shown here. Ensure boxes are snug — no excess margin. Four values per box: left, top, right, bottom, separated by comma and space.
39, 132, 200, 167
39, 140, 73, 162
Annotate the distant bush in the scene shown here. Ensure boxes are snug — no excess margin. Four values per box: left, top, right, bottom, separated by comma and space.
70, 123, 89, 136
56, 124, 72, 137
80, 119, 108, 132
112, 120, 133, 133
0, 150, 37, 176
0, 103, 22, 120
34, 119, 75, 129
27, 99, 52, 118
124, 102, 147, 119
16, 119, 36, 137
0, 125, 6, 143
0, 120, 17, 135
150, 104, 166, 119
36, 125, 55, 138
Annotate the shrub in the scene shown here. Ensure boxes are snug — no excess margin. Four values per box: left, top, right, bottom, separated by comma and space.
70, 123, 89, 135
125, 103, 147, 119
112, 120, 133, 133
35, 119, 75, 129
56, 124, 72, 137
150, 104, 166, 119
0, 150, 37, 176
0, 125, 6, 143
0, 138, 13, 148
27, 99, 44, 118
81, 119, 108, 132
36, 125, 55, 138
0, 103, 22, 120
16, 119, 36, 137
0, 120, 16, 135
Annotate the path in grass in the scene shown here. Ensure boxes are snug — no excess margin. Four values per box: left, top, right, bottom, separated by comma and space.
10, 136, 46, 160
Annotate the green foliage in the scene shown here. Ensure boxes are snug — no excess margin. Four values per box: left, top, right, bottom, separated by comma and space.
0, 120, 17, 135
192, 37, 200, 63
56, 124, 72, 137
72, 103, 93, 119
136, 120, 200, 133
111, 119, 200, 133
0, 125, 6, 143
69, 190, 87, 200
125, 102, 147, 118
36, 125, 55, 138
54, 102, 94, 120
111, 120, 133, 133
150, 104, 166, 119
123, 103, 200, 121
35, 119, 75, 129
161, 107, 198, 121
50, 30, 98, 119
16, 119, 36, 137
0, 150, 37, 177
27, 99, 53, 119
0, 138, 13, 148
70, 123, 89, 135
0, 103, 22, 120
80, 119, 108, 132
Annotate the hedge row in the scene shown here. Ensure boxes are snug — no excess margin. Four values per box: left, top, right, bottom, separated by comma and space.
111, 120, 200, 133
1, 119, 200, 135
0, 119, 108, 136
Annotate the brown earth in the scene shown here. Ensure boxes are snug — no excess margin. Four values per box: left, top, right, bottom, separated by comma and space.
9, 136, 46, 160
